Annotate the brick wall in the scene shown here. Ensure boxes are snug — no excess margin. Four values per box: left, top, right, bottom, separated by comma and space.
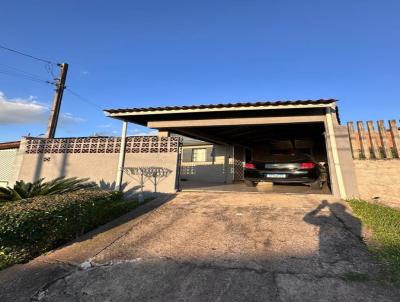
353, 160, 400, 209
347, 120, 400, 159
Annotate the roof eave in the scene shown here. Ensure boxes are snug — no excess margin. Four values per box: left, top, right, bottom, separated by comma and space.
105, 102, 336, 118
0, 141, 20, 150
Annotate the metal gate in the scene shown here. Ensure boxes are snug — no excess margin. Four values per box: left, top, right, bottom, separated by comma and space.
233, 145, 245, 181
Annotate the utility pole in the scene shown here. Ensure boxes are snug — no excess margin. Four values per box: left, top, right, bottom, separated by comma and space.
45, 63, 68, 138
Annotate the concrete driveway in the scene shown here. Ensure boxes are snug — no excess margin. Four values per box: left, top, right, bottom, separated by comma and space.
1, 192, 398, 301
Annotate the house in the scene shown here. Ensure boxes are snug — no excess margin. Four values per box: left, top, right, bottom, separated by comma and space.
3, 99, 399, 205
0, 141, 20, 187
180, 137, 232, 184
105, 99, 358, 199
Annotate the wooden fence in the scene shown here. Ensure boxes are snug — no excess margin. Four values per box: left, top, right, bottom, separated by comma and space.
347, 120, 400, 159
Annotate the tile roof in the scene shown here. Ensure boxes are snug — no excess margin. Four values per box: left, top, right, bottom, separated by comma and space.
104, 99, 337, 114
0, 141, 20, 150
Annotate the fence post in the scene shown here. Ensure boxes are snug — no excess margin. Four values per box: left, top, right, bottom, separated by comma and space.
377, 120, 392, 159
389, 120, 400, 158
366, 121, 381, 159
347, 122, 358, 159
357, 121, 370, 159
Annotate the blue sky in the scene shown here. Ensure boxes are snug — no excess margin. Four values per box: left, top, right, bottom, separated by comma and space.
1, 1, 399, 142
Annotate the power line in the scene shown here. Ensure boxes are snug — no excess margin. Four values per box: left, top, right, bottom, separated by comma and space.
0, 69, 55, 85
0, 48, 103, 127
65, 87, 103, 110
45, 62, 56, 79
0, 68, 55, 84
0, 44, 59, 85
0, 44, 57, 65
0, 63, 52, 82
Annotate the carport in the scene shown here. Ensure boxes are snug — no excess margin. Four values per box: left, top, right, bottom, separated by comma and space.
178, 122, 331, 195
105, 99, 358, 199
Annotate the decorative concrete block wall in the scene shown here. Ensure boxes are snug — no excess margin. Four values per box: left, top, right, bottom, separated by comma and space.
14, 136, 181, 194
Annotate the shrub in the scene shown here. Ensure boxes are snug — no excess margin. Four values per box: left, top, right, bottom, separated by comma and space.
0, 177, 98, 202
0, 189, 138, 268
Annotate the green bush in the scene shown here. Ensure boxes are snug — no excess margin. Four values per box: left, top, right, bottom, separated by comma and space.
0, 189, 139, 269
0, 177, 97, 202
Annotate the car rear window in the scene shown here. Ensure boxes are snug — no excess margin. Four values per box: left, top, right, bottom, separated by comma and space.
265, 154, 309, 162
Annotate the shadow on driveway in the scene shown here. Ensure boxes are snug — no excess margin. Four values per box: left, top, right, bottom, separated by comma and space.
1, 193, 398, 302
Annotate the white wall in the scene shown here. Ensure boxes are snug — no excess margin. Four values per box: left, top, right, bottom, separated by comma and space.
180, 144, 234, 183
16, 153, 179, 194
13, 137, 180, 194
0, 148, 17, 187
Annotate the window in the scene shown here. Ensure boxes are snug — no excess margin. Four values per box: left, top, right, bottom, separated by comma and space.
192, 148, 207, 162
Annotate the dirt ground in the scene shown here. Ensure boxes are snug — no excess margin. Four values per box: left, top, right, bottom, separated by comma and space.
1, 192, 398, 301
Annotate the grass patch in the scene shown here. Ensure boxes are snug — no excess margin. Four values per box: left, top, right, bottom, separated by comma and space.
347, 199, 400, 281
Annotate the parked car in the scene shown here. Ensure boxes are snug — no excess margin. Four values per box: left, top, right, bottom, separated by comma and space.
244, 153, 327, 189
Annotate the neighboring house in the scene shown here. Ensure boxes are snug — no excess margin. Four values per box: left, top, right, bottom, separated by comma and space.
180, 137, 234, 184
0, 141, 20, 187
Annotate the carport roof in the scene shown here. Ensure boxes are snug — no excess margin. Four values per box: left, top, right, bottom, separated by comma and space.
104, 99, 337, 115
103, 99, 340, 146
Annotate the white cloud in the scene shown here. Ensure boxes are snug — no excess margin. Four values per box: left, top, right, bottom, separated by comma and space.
0, 91, 84, 126
59, 113, 85, 125
131, 130, 158, 136
82, 71, 90, 75
128, 127, 158, 136
0, 91, 48, 124
95, 125, 158, 137
99, 123, 112, 128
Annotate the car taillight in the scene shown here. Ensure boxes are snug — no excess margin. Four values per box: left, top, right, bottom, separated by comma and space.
300, 162, 316, 169
244, 163, 256, 169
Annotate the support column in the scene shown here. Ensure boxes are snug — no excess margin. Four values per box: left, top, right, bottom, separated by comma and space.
224, 145, 229, 184
115, 121, 128, 191
325, 108, 346, 199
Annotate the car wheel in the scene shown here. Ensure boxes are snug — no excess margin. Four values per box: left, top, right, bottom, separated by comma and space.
244, 180, 256, 187
310, 180, 323, 190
